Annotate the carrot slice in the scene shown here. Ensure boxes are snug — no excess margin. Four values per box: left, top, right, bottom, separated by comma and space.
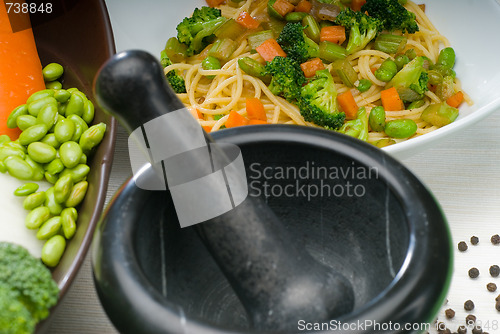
225, 110, 249, 128
206, 0, 225, 7
272, 0, 295, 17
300, 58, 325, 78
248, 119, 268, 125
202, 125, 212, 133
236, 11, 260, 30
337, 90, 359, 119
320, 26, 346, 45
246, 98, 267, 121
380, 87, 404, 111
295, 0, 312, 13
351, 0, 366, 11
255, 38, 287, 62
0, 3, 46, 139
446, 91, 464, 108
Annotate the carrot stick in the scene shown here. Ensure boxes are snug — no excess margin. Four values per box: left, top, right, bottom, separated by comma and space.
337, 90, 359, 119
255, 38, 287, 62
272, 0, 295, 17
446, 91, 464, 108
300, 58, 325, 78
0, 2, 46, 139
236, 11, 260, 30
380, 87, 404, 111
225, 110, 249, 128
246, 98, 267, 121
295, 0, 312, 13
351, 0, 366, 11
248, 119, 268, 125
206, 0, 225, 7
320, 26, 346, 45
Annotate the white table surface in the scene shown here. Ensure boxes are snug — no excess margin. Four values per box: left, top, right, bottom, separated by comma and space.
44, 108, 500, 333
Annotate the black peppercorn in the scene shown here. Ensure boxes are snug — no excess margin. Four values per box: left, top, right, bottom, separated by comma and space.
490, 265, 500, 277
491, 234, 500, 245
445, 308, 455, 319
472, 326, 483, 334
469, 267, 480, 278
496, 301, 500, 312
470, 236, 479, 245
464, 299, 475, 311
458, 241, 468, 252
466, 314, 476, 325
487, 282, 497, 292
457, 325, 467, 334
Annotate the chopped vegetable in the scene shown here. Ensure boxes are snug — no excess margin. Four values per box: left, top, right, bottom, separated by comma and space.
335, 7, 383, 54
300, 57, 325, 78
361, 0, 419, 34
338, 107, 369, 141
246, 98, 267, 121
351, 0, 367, 11
264, 56, 306, 101
380, 86, 404, 111
277, 22, 319, 63
206, 0, 225, 7
295, 0, 313, 12
236, 11, 261, 29
446, 90, 464, 108
337, 89, 359, 119
225, 110, 249, 127
273, 0, 296, 17
319, 40, 347, 62
421, 102, 459, 127
320, 25, 346, 44
256, 38, 287, 62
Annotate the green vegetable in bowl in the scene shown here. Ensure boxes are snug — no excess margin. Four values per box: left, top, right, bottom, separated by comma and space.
0, 242, 59, 334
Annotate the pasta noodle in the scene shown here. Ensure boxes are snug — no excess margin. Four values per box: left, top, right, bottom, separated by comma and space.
165, 0, 472, 144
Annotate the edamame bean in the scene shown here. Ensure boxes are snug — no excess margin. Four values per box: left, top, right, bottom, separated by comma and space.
45, 81, 62, 90
19, 124, 48, 146
384, 119, 417, 138
25, 206, 50, 229
53, 89, 71, 103
374, 59, 398, 82
373, 138, 396, 148
41, 235, 66, 267
44, 172, 59, 184
58, 102, 68, 116
436, 47, 455, 69
42, 63, 64, 82
59, 164, 90, 183
4, 156, 34, 180
201, 56, 221, 80
45, 187, 63, 215
368, 106, 386, 132
61, 208, 77, 239
59, 141, 82, 169
65, 92, 85, 117
24, 156, 44, 181
0, 134, 10, 145
79, 153, 87, 165
427, 70, 443, 86
0, 146, 25, 161
0, 161, 6, 173
16, 114, 37, 131
26, 89, 55, 104
14, 183, 39, 196
356, 79, 372, 93
407, 99, 425, 110
7, 104, 28, 129
54, 118, 76, 143
28, 96, 57, 117
394, 54, 410, 71
27, 142, 57, 164
23, 191, 46, 210
45, 158, 64, 175
285, 11, 308, 22
64, 181, 88, 208
82, 100, 95, 125
36, 103, 59, 128
79, 122, 106, 154
67, 115, 88, 142
54, 174, 73, 203
40, 133, 61, 149
36, 216, 62, 240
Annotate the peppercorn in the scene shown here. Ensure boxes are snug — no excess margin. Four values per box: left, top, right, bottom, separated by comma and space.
464, 299, 475, 311
470, 236, 479, 245
490, 265, 500, 277
458, 241, 468, 252
487, 282, 497, 292
444, 308, 455, 319
496, 301, 500, 312
466, 314, 476, 325
496, 294, 500, 302
472, 326, 483, 334
491, 234, 500, 245
469, 267, 480, 278
457, 325, 467, 334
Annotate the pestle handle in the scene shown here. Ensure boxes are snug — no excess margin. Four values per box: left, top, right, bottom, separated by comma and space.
94, 50, 354, 331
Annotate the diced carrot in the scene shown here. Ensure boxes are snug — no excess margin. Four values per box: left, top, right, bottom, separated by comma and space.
236, 11, 260, 30
295, 0, 312, 13
255, 38, 287, 62
246, 98, 267, 121
351, 0, 366, 11
320, 26, 346, 45
206, 0, 225, 7
300, 58, 325, 78
337, 90, 359, 119
446, 91, 464, 108
248, 119, 268, 125
380, 87, 404, 111
202, 125, 213, 133
0, 2, 46, 139
272, 0, 295, 17
225, 110, 249, 128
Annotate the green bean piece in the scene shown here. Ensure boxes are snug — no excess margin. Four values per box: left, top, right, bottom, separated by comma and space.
373, 138, 396, 148
65, 92, 85, 117
333, 59, 358, 88
61, 208, 78, 239
41, 235, 66, 267
45, 187, 63, 215
4, 156, 34, 180
24, 156, 44, 181
421, 102, 459, 127
394, 54, 410, 71
45, 81, 62, 90
436, 47, 455, 69
40, 133, 61, 149
53, 174, 74, 203
407, 99, 425, 110
285, 11, 308, 22
384, 119, 417, 138
16, 114, 37, 131
42, 63, 64, 82
23, 191, 46, 210
53, 89, 71, 103
7, 104, 28, 129
208, 38, 237, 62
54, 118, 76, 143
59, 164, 90, 183
319, 41, 347, 63
368, 106, 386, 132
27, 96, 57, 117
60, 141, 84, 168
238, 57, 271, 84
36, 103, 59, 128
19, 124, 48, 146
64, 181, 88, 208
374, 59, 398, 82
302, 15, 321, 44
27, 142, 57, 164
25, 206, 50, 229
14, 183, 39, 197
67, 115, 88, 142
201, 56, 221, 79
79, 122, 106, 154
0, 134, 11, 146
36, 216, 62, 240
373, 34, 407, 54
26, 89, 55, 104
356, 79, 372, 93
45, 158, 65, 175
82, 100, 95, 125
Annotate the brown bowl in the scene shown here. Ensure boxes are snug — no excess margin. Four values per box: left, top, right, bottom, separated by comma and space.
28, 0, 116, 331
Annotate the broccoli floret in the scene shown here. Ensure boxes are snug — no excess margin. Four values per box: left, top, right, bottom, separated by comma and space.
388, 56, 429, 102
176, 7, 227, 56
264, 56, 306, 102
276, 22, 319, 64
361, 0, 419, 34
160, 50, 187, 94
298, 69, 345, 130
335, 8, 383, 54
0, 242, 59, 331
337, 107, 368, 141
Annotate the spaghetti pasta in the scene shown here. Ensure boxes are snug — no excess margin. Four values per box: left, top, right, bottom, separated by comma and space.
163, 0, 472, 145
